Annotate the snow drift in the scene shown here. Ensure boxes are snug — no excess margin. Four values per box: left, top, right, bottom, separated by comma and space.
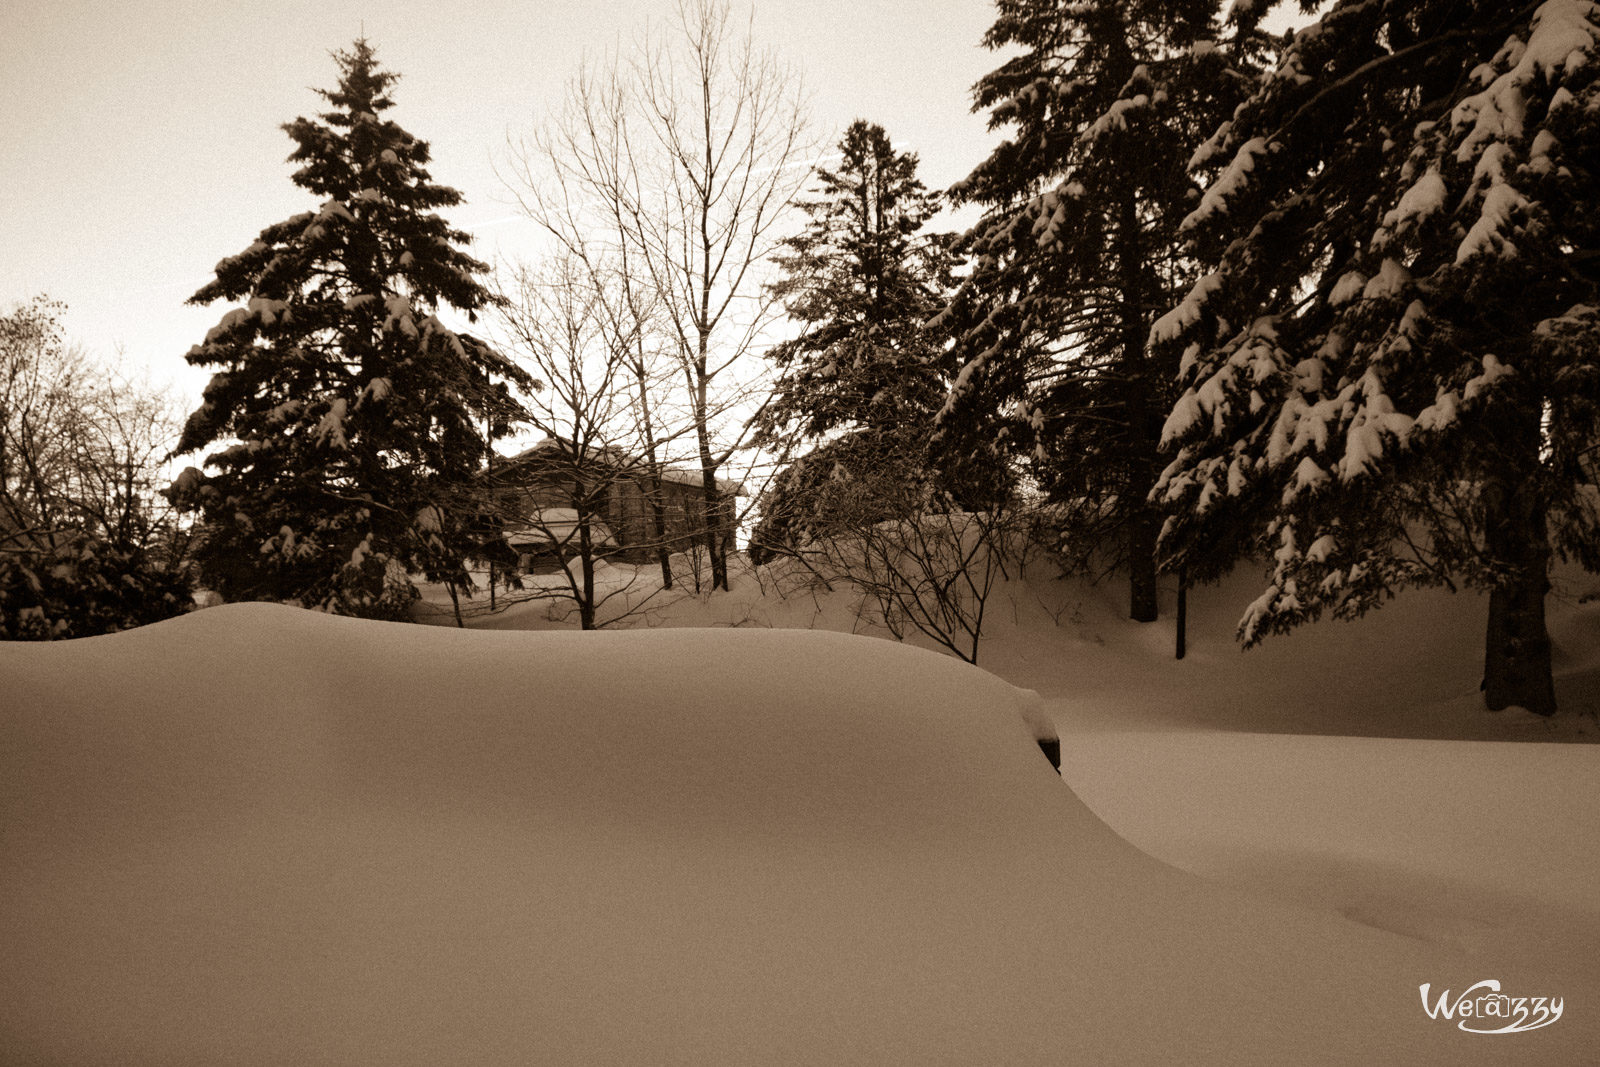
1, 604, 1590, 1064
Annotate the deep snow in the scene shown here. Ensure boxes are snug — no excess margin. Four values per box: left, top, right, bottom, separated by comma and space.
2, 556, 1597, 1063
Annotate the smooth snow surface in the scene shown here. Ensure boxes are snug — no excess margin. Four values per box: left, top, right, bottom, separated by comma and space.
3, 598, 1595, 1064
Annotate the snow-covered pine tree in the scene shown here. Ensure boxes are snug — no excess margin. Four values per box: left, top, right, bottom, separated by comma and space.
1153, 0, 1600, 715
751, 121, 971, 559
171, 39, 533, 616
761, 120, 953, 443
937, 0, 1272, 621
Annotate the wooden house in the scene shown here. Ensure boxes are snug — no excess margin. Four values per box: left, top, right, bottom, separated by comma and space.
487, 438, 739, 570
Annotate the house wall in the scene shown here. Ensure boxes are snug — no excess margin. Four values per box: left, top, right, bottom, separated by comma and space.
606, 476, 724, 561
495, 452, 733, 566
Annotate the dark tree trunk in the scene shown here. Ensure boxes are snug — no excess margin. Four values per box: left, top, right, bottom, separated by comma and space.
1175, 566, 1188, 660
1479, 403, 1556, 715
1483, 573, 1555, 714
1112, 124, 1160, 625
696, 446, 728, 592
1481, 485, 1555, 714
689, 338, 729, 593
697, 476, 729, 591
1128, 508, 1160, 624
634, 372, 673, 590
647, 481, 673, 590
578, 518, 597, 631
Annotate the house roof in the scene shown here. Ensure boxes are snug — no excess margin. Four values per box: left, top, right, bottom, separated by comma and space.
492, 437, 745, 496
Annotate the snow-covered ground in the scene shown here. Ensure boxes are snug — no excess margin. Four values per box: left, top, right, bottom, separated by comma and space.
3, 555, 1596, 1063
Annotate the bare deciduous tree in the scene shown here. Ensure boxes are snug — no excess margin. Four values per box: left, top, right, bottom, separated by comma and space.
486, 252, 691, 628
754, 433, 1028, 664
2, 296, 191, 637
503, 0, 815, 590
2, 298, 180, 553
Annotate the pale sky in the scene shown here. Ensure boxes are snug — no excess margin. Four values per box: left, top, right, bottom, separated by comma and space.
2, 0, 1004, 416
3, 2, 1307, 434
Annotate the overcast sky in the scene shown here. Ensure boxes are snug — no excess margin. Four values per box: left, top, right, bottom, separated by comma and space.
3, 1, 1304, 427
3, 1, 1009, 409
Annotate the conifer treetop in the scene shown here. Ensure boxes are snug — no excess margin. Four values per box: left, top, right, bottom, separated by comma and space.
187, 38, 488, 320
761, 119, 952, 445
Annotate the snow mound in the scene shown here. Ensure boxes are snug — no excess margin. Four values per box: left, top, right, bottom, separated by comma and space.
1, 604, 1590, 1064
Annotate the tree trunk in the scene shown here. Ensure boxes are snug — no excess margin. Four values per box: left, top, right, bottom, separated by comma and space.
698, 466, 726, 592
1113, 135, 1159, 625
1483, 572, 1555, 714
1481, 450, 1555, 714
578, 517, 597, 631
446, 579, 464, 628
633, 359, 673, 590
692, 358, 728, 592
1175, 566, 1188, 661
647, 479, 673, 590
1128, 508, 1159, 624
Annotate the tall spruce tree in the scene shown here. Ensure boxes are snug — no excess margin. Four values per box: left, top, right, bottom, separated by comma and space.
937, 0, 1271, 621
751, 121, 964, 558
1153, 1, 1600, 714
172, 40, 532, 616
761, 121, 953, 443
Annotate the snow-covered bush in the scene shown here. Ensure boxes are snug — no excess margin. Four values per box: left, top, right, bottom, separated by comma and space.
0, 534, 190, 640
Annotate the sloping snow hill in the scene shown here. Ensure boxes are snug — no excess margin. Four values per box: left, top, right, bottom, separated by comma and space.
1, 603, 1592, 1065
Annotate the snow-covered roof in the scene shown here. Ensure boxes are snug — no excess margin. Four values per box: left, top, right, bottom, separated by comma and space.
497, 437, 744, 496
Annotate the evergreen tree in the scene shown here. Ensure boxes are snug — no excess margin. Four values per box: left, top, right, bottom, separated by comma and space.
1153, 1, 1600, 714
937, 0, 1271, 620
752, 121, 969, 559
171, 40, 532, 616
761, 121, 954, 443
